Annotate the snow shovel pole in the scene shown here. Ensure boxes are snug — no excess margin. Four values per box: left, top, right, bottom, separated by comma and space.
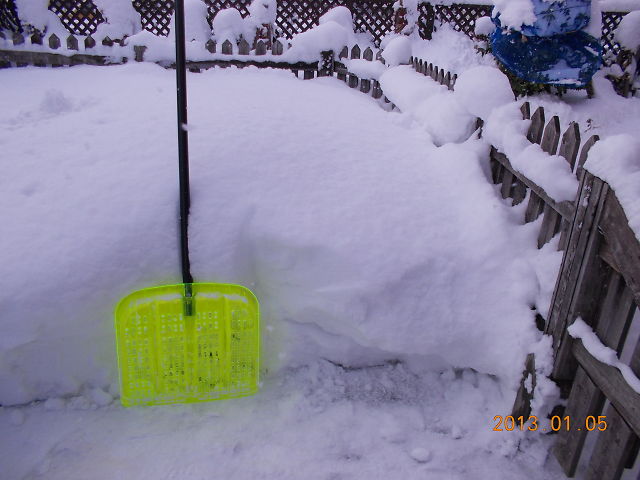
174, 0, 194, 315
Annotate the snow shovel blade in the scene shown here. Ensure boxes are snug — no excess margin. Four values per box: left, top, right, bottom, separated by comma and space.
114, 283, 259, 407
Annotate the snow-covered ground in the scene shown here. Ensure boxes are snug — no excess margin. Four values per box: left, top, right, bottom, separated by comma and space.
0, 63, 569, 478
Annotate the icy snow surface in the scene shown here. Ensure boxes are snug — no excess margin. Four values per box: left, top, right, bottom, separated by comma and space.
0, 64, 566, 478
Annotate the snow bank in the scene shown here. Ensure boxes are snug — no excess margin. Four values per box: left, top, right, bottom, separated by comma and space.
380, 66, 476, 144
585, 134, 640, 241
484, 103, 579, 202
0, 65, 544, 405
454, 66, 514, 119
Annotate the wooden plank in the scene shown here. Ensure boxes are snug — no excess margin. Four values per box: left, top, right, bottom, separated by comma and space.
363, 46, 373, 61
512, 180, 527, 205
576, 135, 599, 178
500, 169, 514, 199
527, 106, 545, 144
491, 148, 574, 220
525, 192, 545, 223
511, 353, 536, 418
520, 101, 531, 120
547, 174, 608, 377
572, 338, 640, 438
350, 44, 361, 59
553, 366, 606, 476
537, 204, 562, 248
586, 405, 638, 480
360, 78, 371, 94
595, 270, 636, 352
598, 192, 640, 307
558, 122, 581, 171
540, 115, 561, 155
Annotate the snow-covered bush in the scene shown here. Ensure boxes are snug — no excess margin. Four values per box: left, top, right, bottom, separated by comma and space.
454, 66, 514, 119
288, 19, 351, 62
319, 6, 354, 31
381, 36, 412, 66
183, 0, 211, 42
212, 8, 251, 44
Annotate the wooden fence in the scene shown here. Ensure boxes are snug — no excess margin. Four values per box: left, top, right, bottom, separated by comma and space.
487, 102, 640, 479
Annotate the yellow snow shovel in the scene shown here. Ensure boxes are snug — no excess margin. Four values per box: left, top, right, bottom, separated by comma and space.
114, 0, 259, 407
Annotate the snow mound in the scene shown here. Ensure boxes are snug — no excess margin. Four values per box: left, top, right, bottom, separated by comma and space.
288, 21, 350, 62
615, 10, 640, 51
380, 66, 476, 145
382, 36, 412, 66
455, 66, 514, 119
183, 0, 211, 41
212, 8, 249, 44
585, 134, 640, 241
0, 65, 544, 405
474, 15, 495, 37
492, 0, 536, 31
319, 6, 354, 32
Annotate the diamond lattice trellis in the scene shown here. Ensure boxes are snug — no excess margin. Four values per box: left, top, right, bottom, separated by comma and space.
601, 11, 627, 60
48, 0, 105, 35
133, 0, 175, 36
434, 4, 492, 38
0, 0, 22, 33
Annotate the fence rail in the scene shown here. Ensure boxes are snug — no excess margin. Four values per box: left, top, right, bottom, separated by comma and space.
483, 100, 640, 479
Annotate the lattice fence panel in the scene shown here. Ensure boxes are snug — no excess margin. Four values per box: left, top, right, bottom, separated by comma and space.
348, 0, 394, 44
0, 0, 21, 33
434, 3, 492, 38
48, 0, 105, 35
601, 11, 627, 61
417, 2, 434, 39
133, 0, 175, 36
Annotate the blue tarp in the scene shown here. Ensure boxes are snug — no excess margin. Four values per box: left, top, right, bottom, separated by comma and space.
493, 0, 591, 37
491, 29, 602, 87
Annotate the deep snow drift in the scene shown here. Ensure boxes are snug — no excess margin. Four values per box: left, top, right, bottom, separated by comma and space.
0, 64, 565, 479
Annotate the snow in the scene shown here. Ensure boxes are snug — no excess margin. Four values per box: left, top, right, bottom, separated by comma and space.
342, 58, 387, 80
183, 0, 211, 42
288, 21, 350, 62
379, 66, 476, 144
319, 6, 354, 32
615, 10, 640, 50
410, 24, 496, 75
484, 103, 580, 202
247, 0, 277, 26
492, 0, 537, 31
211, 8, 250, 44
475, 15, 496, 36
455, 66, 514, 119
93, 0, 143, 39
568, 318, 640, 393
585, 134, 640, 241
381, 36, 412, 66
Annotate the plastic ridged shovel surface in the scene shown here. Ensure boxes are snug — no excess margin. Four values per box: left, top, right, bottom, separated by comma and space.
113, 0, 260, 407
115, 283, 259, 407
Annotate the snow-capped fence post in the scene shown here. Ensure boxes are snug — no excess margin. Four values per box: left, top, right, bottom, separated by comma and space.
350, 45, 360, 60
363, 47, 373, 61
206, 39, 216, 54
255, 40, 266, 55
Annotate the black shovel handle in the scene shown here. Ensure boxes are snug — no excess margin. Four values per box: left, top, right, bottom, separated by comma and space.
174, 0, 193, 286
